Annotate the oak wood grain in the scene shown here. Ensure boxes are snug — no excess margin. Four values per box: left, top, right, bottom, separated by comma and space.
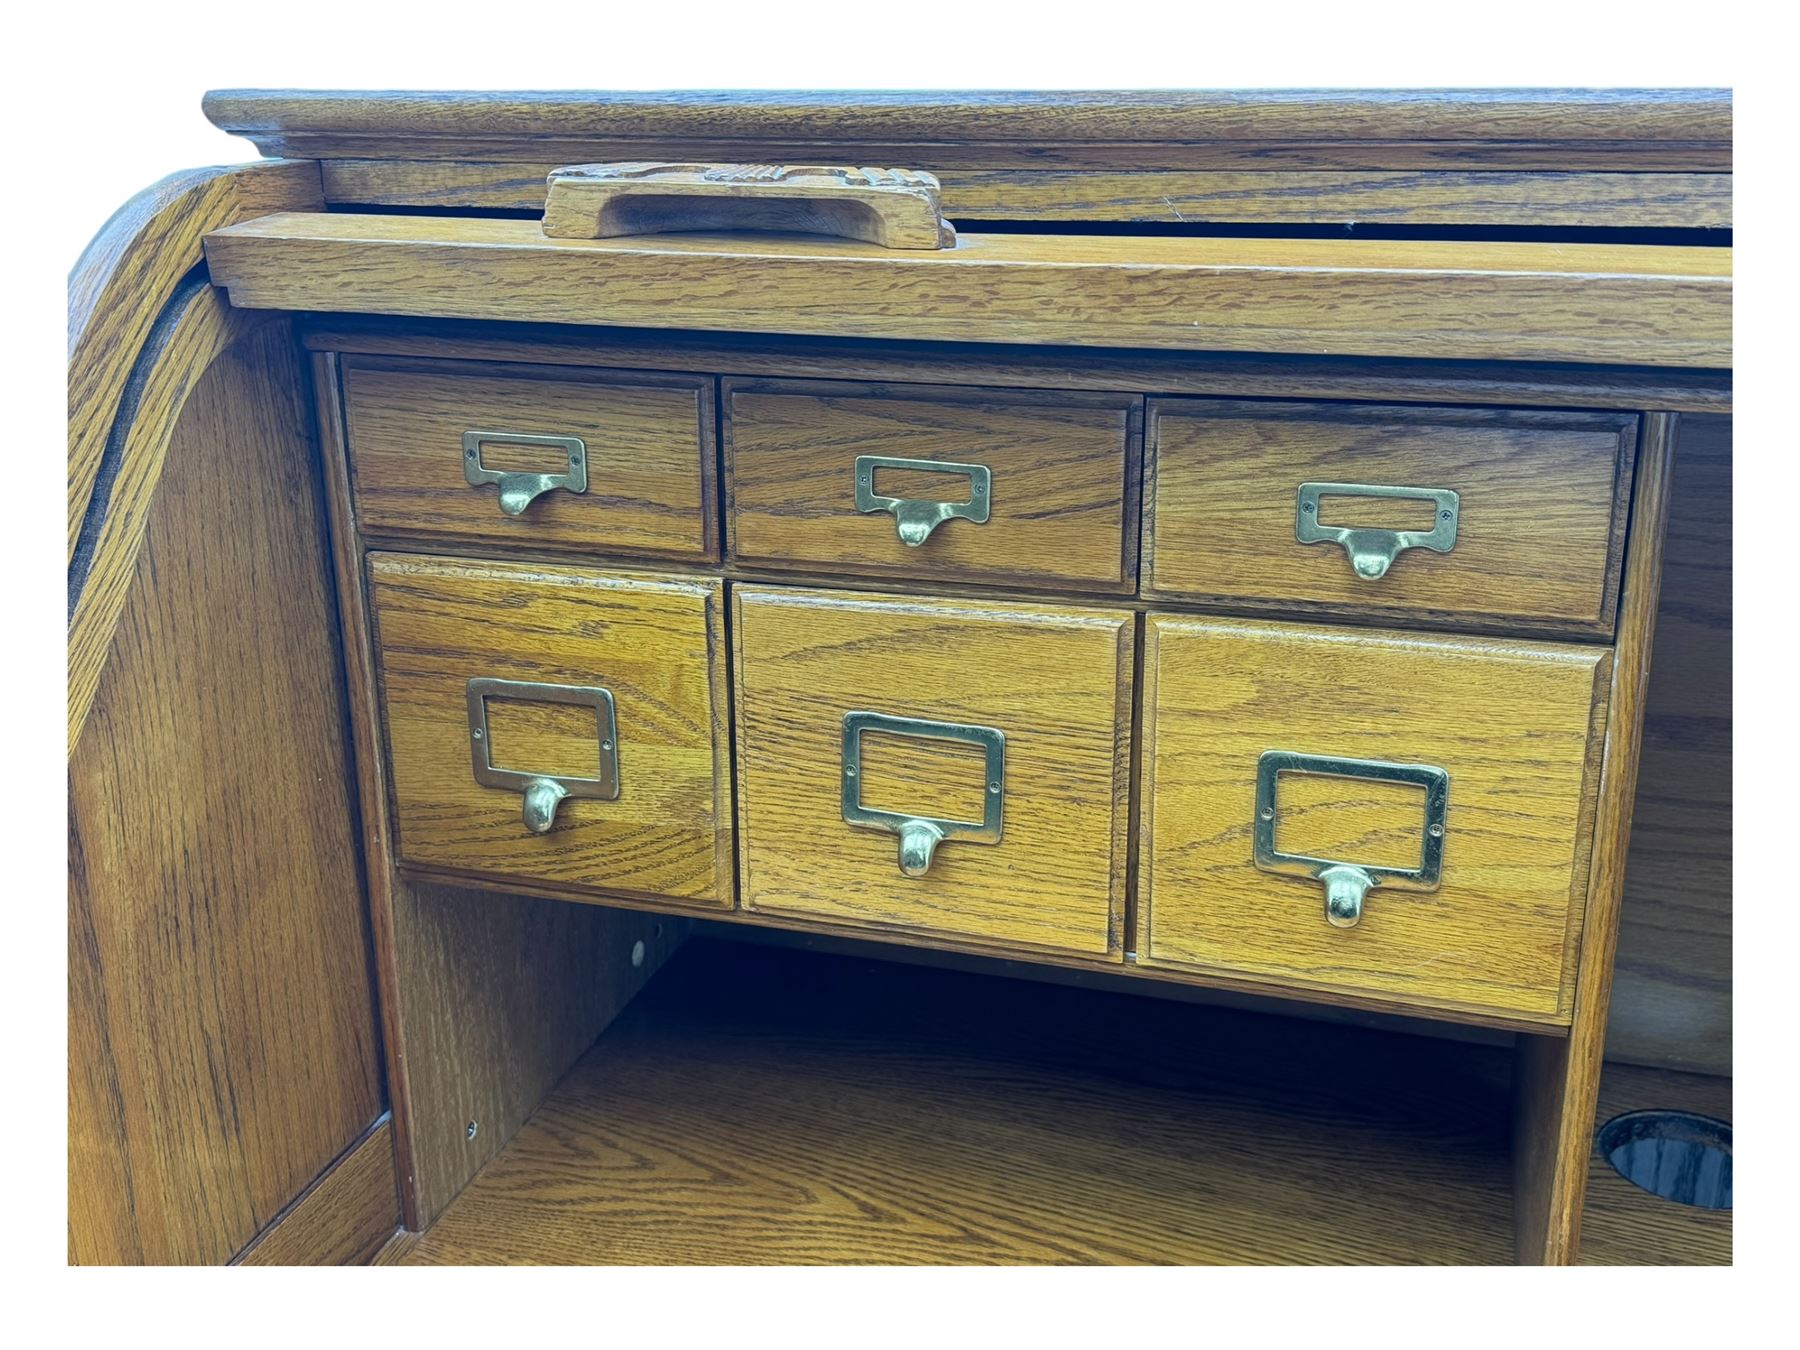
370, 1229, 422, 1264
1514, 412, 1680, 1263
734, 586, 1133, 958
70, 287, 272, 748
247, 135, 1730, 175
392, 940, 1734, 1265
204, 88, 1733, 172
80, 91, 1732, 1274
368, 554, 732, 905
203, 214, 1733, 368
1139, 616, 1610, 1022
232, 1116, 399, 1266
387, 886, 687, 1226
394, 939, 1521, 1265
69, 322, 382, 1265
725, 378, 1139, 592
319, 159, 1734, 229
1144, 401, 1637, 636
316, 354, 694, 1227
1607, 413, 1731, 1074
342, 356, 715, 561
301, 317, 1734, 416
69, 160, 322, 564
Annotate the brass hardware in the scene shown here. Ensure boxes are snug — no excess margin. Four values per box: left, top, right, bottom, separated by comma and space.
463, 430, 589, 517
854, 455, 992, 547
520, 779, 571, 834
1317, 865, 1375, 928
1253, 751, 1448, 928
841, 711, 1004, 876
895, 820, 948, 876
466, 678, 619, 833
1295, 482, 1459, 579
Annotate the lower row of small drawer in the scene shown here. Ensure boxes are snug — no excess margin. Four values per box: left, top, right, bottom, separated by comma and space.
368, 552, 1609, 1024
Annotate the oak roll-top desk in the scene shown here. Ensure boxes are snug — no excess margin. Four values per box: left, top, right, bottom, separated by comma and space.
67, 89, 1733, 1266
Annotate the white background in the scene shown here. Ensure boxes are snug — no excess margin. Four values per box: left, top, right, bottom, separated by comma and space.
17, 1, 1786, 1338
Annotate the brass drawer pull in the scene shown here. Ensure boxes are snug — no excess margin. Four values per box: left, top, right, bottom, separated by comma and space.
1253, 751, 1448, 928
841, 711, 1005, 876
463, 430, 589, 517
467, 678, 619, 833
1295, 482, 1459, 579
855, 455, 992, 547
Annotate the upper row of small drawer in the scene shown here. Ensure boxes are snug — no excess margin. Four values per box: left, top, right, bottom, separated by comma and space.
340, 355, 1639, 633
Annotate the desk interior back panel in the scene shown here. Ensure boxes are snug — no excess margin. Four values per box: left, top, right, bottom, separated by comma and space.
1605, 413, 1732, 1075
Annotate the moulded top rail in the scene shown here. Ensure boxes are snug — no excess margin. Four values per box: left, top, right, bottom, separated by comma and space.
202, 212, 1733, 369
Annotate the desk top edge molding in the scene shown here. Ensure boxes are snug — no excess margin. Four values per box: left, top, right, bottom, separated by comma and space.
201, 87, 1733, 156
199, 89, 1732, 229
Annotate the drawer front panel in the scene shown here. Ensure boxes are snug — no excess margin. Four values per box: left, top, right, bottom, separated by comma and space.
726, 379, 1140, 591
1145, 400, 1637, 632
344, 357, 715, 559
369, 553, 731, 905
1140, 616, 1610, 1021
734, 586, 1133, 955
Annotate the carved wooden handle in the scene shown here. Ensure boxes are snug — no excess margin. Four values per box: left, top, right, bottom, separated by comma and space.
542, 162, 956, 250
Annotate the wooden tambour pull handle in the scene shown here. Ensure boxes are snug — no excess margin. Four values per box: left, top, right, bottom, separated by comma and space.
541, 162, 957, 250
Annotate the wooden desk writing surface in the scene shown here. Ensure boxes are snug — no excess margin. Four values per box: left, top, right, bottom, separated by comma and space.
68, 88, 1732, 1267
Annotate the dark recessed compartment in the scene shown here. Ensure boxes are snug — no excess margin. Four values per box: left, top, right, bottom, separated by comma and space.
1597, 1110, 1733, 1210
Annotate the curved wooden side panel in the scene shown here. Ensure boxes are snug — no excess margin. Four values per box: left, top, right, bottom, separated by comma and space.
69, 183, 389, 1260
69, 159, 322, 566
70, 285, 264, 745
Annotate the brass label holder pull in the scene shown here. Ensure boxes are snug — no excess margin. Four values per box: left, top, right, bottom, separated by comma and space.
467, 678, 619, 834
854, 454, 992, 547
463, 430, 588, 517
1295, 482, 1459, 579
1253, 751, 1449, 928
841, 711, 1005, 877
542, 162, 957, 250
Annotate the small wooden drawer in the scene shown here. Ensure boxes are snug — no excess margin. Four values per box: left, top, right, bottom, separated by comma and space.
1144, 400, 1637, 634
725, 378, 1140, 592
368, 553, 732, 906
733, 585, 1134, 956
1139, 615, 1610, 1023
342, 357, 716, 560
